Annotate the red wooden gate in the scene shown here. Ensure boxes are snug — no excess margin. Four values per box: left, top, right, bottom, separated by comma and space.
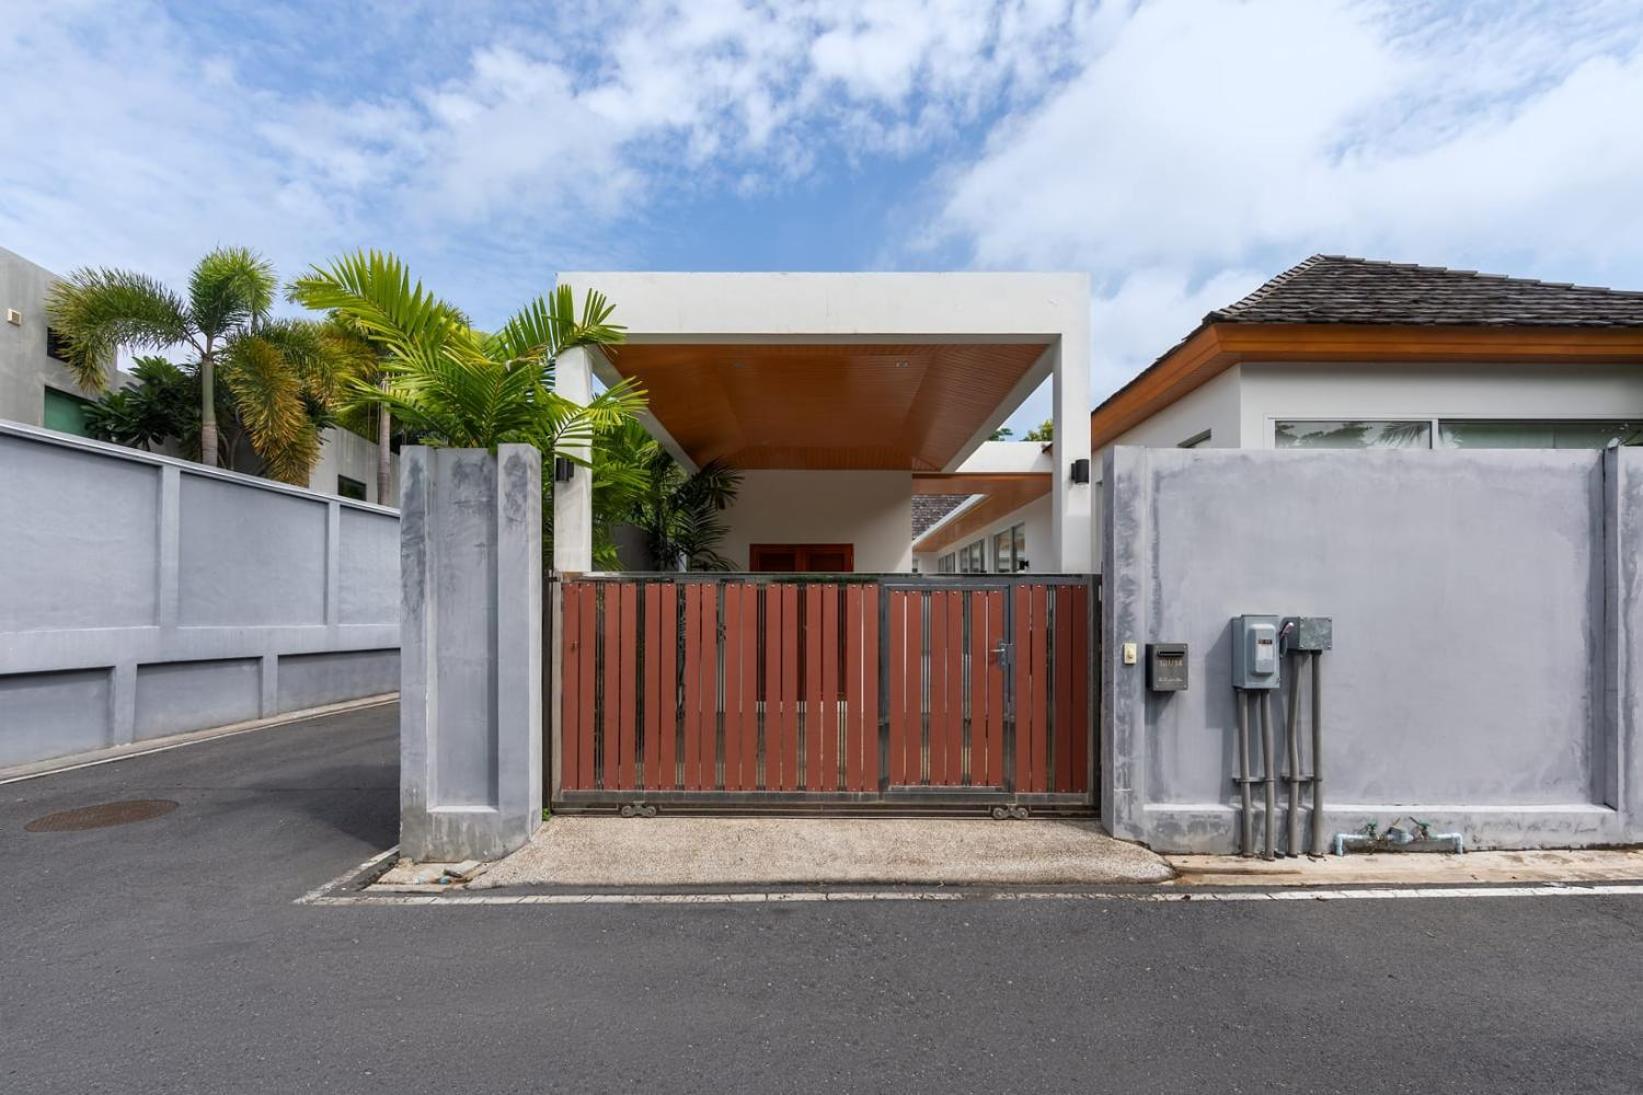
552, 575, 1095, 813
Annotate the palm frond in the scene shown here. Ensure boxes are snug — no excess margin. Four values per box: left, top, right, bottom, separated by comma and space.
44, 269, 191, 392
288, 250, 472, 368
485, 283, 626, 367
220, 334, 307, 465
190, 247, 275, 339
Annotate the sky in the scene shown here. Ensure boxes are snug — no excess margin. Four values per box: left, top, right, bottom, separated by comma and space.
3, 0, 1642, 432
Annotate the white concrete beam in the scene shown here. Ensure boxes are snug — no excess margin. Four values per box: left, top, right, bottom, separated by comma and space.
553, 346, 594, 574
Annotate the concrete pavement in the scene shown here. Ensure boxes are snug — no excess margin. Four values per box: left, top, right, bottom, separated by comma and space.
5, 703, 1643, 1094
462, 816, 1175, 889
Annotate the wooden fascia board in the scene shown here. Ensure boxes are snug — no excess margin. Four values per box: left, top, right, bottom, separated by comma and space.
1091, 323, 1643, 450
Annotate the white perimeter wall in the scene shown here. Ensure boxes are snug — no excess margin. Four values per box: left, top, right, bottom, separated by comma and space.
721, 471, 913, 573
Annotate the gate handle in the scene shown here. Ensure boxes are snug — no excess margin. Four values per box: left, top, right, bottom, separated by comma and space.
992, 640, 1012, 668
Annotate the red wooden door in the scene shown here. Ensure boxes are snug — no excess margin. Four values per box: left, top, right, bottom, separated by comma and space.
748, 543, 854, 573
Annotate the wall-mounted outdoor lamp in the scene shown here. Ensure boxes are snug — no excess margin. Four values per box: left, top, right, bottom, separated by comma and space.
1070, 458, 1090, 484
553, 456, 575, 483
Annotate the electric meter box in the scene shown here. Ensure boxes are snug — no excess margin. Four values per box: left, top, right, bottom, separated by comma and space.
1281, 616, 1333, 653
1231, 615, 1281, 690
1146, 643, 1188, 692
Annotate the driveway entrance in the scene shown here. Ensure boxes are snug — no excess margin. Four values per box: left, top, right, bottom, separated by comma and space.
551, 574, 1096, 815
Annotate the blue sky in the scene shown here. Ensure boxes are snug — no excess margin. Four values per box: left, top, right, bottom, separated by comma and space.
4, 0, 1642, 432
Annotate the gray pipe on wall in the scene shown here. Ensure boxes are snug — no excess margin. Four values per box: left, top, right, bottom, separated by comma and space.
1286, 656, 1303, 857
1261, 691, 1277, 861
1310, 652, 1324, 856
1237, 693, 1254, 857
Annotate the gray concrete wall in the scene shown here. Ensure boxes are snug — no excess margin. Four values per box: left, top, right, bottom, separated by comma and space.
1103, 445, 1643, 852
0, 422, 400, 768
400, 444, 542, 862
0, 244, 119, 429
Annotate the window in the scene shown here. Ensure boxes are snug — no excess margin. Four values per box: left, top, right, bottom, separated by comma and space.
45, 327, 71, 363
957, 540, 986, 573
992, 522, 1027, 572
1438, 420, 1643, 450
337, 475, 368, 501
42, 387, 93, 437
1178, 429, 1212, 449
1274, 420, 1431, 449
937, 553, 956, 574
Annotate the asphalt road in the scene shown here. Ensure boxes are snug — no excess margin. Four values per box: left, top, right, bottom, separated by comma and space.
4, 705, 1642, 1094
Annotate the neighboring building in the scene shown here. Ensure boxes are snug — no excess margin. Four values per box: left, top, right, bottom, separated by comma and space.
959, 254, 1643, 569
1090, 254, 1643, 460
0, 245, 121, 436
0, 244, 396, 505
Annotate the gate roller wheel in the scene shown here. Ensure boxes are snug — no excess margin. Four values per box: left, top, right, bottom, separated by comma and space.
991, 806, 1010, 820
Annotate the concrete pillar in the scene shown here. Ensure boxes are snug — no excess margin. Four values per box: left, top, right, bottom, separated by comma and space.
554, 345, 595, 574
1099, 446, 1148, 841
1051, 320, 1094, 573
400, 443, 543, 862
1611, 447, 1643, 842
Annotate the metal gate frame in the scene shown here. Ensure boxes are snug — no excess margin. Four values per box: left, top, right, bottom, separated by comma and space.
545, 573, 1098, 816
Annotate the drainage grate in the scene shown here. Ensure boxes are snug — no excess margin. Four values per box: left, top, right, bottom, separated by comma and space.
25, 799, 179, 833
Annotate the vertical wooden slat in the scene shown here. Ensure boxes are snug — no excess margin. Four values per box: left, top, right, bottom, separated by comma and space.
943, 589, 963, 787
723, 583, 743, 791
862, 583, 879, 790
888, 591, 908, 785
985, 589, 1005, 789
820, 585, 839, 791
601, 585, 620, 790
968, 590, 988, 786
617, 583, 638, 791
740, 583, 757, 789
700, 583, 719, 791
1053, 587, 1075, 793
1070, 583, 1090, 796
764, 585, 782, 790
844, 584, 864, 791
908, 591, 924, 785
1029, 584, 1050, 793
643, 584, 660, 789
927, 589, 947, 785
561, 582, 581, 791
780, 584, 799, 792
805, 584, 823, 790
1013, 584, 1031, 795
658, 582, 678, 790
683, 583, 702, 791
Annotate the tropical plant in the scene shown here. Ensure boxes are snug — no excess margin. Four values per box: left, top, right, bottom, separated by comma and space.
593, 420, 742, 571
83, 356, 197, 451
46, 247, 358, 482
1022, 417, 1054, 442
288, 248, 644, 464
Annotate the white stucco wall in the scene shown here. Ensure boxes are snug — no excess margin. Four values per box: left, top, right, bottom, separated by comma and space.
722, 470, 913, 573
1236, 360, 1643, 446
0, 245, 121, 429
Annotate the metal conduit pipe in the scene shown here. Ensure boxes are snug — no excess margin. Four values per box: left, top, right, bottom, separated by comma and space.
1237, 693, 1254, 857
1285, 656, 1302, 857
1260, 691, 1277, 861
1310, 652, 1324, 856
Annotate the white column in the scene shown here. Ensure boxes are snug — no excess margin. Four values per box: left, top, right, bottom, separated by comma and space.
553, 345, 595, 574
1051, 316, 1094, 572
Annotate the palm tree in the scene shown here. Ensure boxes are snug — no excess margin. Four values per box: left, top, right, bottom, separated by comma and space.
288, 248, 644, 461
596, 420, 741, 570
46, 247, 354, 482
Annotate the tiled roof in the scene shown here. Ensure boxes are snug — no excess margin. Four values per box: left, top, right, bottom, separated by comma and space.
912, 493, 969, 537
1208, 254, 1643, 328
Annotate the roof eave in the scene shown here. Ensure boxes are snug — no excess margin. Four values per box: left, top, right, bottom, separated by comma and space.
1090, 323, 1643, 450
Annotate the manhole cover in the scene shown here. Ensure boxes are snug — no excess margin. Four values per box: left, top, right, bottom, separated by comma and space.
25, 799, 179, 833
